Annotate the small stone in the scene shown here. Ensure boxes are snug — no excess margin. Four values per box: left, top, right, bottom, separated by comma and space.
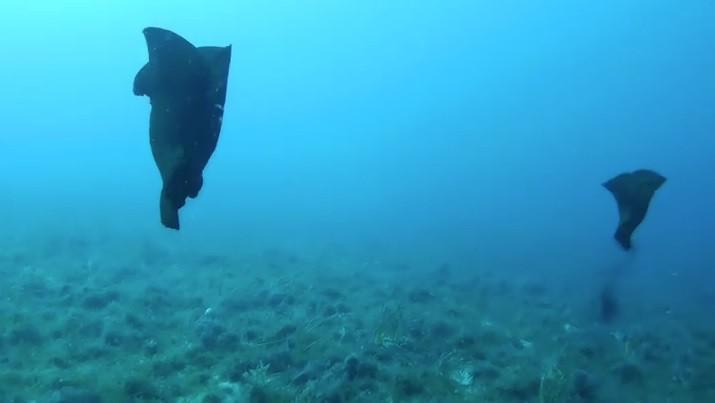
395, 375, 425, 397
345, 355, 359, 380
430, 321, 455, 339
144, 339, 159, 356
82, 290, 119, 310
356, 361, 378, 379
268, 293, 287, 307
124, 378, 161, 400
104, 330, 124, 347
572, 369, 598, 400
321, 288, 343, 300
124, 313, 145, 330
407, 289, 434, 303
614, 362, 644, 384
244, 329, 260, 342
456, 335, 476, 349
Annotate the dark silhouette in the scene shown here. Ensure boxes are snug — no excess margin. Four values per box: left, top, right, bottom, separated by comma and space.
134, 27, 232, 229
603, 169, 666, 250
599, 283, 619, 322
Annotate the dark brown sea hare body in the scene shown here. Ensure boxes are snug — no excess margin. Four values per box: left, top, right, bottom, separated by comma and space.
134, 27, 231, 229
603, 169, 666, 250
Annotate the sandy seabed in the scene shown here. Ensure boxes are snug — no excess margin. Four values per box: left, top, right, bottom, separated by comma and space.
0, 233, 713, 403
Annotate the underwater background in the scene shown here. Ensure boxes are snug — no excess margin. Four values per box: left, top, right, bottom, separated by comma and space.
0, 1, 713, 402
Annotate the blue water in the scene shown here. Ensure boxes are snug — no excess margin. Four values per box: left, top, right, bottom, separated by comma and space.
0, 1, 713, 401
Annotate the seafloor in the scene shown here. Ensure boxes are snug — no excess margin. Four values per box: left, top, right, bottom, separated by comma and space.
0, 232, 713, 403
